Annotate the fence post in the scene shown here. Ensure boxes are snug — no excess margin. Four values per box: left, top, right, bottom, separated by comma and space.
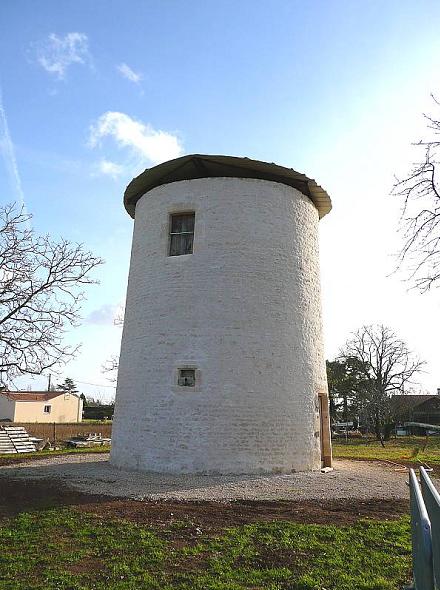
420, 467, 440, 588
409, 468, 435, 589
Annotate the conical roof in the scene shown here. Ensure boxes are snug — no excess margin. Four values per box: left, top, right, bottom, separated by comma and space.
124, 154, 332, 219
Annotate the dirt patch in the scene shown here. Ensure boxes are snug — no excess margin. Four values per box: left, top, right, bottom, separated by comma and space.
80, 497, 409, 559
76, 496, 408, 530
250, 546, 311, 571
0, 476, 409, 530
336, 455, 440, 477
0, 477, 104, 518
67, 557, 108, 575
78, 495, 409, 560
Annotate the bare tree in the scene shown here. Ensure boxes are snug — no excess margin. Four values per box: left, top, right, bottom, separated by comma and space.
101, 354, 119, 383
0, 203, 103, 381
340, 324, 425, 442
393, 97, 440, 291
101, 307, 124, 383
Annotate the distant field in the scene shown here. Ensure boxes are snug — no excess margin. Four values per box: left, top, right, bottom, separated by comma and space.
332, 435, 440, 467
82, 419, 113, 424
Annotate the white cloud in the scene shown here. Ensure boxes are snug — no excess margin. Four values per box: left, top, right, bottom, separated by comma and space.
85, 304, 118, 326
89, 111, 183, 167
36, 32, 90, 79
117, 63, 142, 84
95, 159, 124, 178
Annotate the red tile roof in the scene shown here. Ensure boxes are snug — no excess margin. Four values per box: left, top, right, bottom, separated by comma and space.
0, 391, 65, 402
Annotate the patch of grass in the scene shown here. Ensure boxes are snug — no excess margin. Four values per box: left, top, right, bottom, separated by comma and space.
0, 507, 412, 589
332, 435, 440, 466
0, 446, 110, 463
81, 420, 113, 424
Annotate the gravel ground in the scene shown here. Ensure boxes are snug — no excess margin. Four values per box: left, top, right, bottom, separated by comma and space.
0, 453, 421, 501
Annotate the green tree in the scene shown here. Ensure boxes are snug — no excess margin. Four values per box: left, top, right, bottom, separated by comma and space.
57, 377, 79, 394
326, 358, 367, 426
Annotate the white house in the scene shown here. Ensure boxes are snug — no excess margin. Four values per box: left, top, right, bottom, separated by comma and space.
0, 391, 83, 423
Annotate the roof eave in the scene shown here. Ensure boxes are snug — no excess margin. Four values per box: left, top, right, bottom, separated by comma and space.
123, 154, 332, 220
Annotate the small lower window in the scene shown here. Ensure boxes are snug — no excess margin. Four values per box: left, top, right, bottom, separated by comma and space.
44, 405, 51, 414
178, 369, 196, 387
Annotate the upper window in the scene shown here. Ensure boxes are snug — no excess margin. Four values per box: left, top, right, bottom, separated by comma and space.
169, 212, 195, 256
43, 405, 51, 414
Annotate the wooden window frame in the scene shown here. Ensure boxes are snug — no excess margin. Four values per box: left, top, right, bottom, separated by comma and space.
168, 212, 195, 256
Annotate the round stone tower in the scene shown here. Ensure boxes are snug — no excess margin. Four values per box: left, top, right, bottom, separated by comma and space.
110, 154, 332, 474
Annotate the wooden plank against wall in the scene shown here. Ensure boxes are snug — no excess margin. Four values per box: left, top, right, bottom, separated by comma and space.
318, 391, 332, 468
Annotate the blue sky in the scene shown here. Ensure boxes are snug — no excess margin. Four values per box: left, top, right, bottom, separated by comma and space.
1, 0, 440, 400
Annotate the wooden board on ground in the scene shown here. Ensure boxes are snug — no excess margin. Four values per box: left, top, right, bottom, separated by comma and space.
0, 426, 37, 454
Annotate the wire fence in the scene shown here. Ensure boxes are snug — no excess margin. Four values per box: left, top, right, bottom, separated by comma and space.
0, 422, 112, 443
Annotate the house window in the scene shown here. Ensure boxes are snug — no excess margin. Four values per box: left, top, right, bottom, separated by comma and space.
178, 368, 196, 387
169, 212, 195, 256
43, 405, 51, 414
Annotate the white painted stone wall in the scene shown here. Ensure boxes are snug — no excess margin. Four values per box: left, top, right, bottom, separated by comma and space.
111, 177, 327, 474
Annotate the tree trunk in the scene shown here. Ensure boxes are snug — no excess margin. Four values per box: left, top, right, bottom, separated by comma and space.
383, 422, 394, 441
374, 411, 385, 447
329, 393, 337, 423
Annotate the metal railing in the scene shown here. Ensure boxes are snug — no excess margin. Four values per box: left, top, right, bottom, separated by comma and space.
420, 467, 440, 588
409, 467, 436, 589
